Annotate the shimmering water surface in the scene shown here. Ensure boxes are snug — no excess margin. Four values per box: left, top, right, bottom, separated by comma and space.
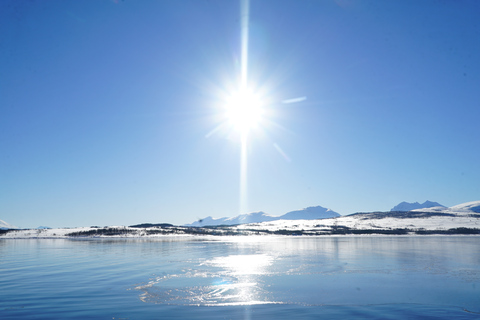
1, 236, 479, 319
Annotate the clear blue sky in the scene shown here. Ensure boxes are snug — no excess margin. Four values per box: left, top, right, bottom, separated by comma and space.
1, 0, 479, 228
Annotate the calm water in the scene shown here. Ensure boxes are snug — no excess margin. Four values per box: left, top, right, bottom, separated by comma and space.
1, 236, 479, 319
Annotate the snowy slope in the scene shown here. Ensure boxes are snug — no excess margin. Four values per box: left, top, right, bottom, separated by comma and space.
233, 213, 480, 234
449, 200, 480, 213
0, 219, 18, 230
0, 227, 88, 238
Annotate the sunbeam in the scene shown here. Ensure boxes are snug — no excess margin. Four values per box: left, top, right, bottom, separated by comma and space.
239, 0, 251, 215
240, 0, 250, 88
240, 133, 248, 215
206, 0, 305, 215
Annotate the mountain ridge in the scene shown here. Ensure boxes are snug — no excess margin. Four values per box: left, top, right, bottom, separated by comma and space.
186, 205, 340, 227
390, 201, 444, 212
2, 200, 479, 238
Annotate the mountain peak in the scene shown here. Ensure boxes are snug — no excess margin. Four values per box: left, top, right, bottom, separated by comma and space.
391, 201, 444, 212
280, 206, 340, 220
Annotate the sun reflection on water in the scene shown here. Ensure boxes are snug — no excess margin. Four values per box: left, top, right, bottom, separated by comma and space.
205, 254, 275, 305
135, 253, 278, 306
207, 254, 273, 276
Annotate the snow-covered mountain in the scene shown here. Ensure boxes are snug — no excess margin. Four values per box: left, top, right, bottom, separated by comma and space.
229, 200, 480, 235
391, 201, 444, 212
280, 206, 340, 220
0, 219, 18, 230
188, 211, 276, 227
187, 206, 340, 227
412, 200, 480, 215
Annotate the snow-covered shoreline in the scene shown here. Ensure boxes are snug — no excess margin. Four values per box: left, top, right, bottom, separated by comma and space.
3, 201, 479, 239
1, 215, 479, 239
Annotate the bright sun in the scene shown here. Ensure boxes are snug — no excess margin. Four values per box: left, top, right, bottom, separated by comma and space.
225, 87, 264, 135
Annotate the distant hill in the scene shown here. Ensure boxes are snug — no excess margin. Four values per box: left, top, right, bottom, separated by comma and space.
281, 206, 340, 220
450, 201, 480, 213
391, 201, 444, 212
187, 206, 340, 227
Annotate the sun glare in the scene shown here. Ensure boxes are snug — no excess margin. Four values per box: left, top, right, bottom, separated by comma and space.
225, 87, 264, 135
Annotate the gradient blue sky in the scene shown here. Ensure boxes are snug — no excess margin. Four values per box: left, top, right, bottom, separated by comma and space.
1, 0, 479, 228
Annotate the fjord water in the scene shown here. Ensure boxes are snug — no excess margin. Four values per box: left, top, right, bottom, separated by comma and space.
1, 237, 479, 319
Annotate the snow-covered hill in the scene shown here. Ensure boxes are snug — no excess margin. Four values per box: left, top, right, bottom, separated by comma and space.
187, 206, 340, 227
0, 219, 18, 230
450, 201, 480, 213
391, 201, 444, 212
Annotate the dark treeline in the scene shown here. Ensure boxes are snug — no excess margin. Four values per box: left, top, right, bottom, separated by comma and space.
65, 226, 480, 237
2, 226, 480, 237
